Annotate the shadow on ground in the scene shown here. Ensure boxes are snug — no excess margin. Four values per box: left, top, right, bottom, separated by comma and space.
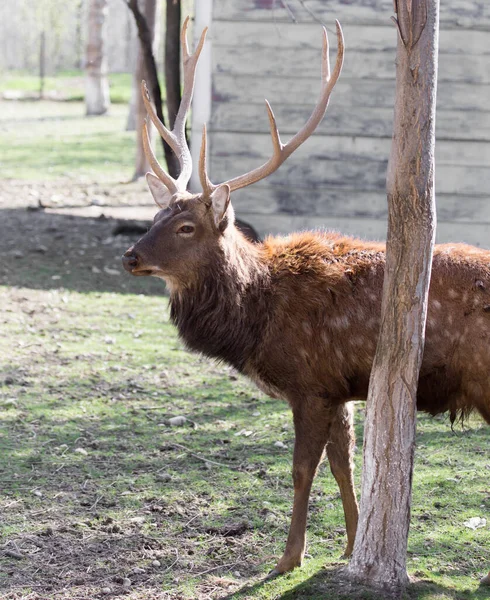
227, 565, 489, 600
2, 207, 165, 295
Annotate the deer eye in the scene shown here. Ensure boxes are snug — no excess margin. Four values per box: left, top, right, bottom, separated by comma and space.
177, 224, 195, 235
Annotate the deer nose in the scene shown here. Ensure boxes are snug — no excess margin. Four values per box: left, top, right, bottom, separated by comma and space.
122, 250, 139, 272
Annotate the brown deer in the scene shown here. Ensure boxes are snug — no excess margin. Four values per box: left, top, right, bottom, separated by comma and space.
122, 18, 490, 578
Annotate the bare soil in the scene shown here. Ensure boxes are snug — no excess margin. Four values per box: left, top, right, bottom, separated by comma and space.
0, 178, 164, 295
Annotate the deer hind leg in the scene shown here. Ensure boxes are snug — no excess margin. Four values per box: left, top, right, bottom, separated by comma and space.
270, 402, 337, 576
325, 402, 358, 557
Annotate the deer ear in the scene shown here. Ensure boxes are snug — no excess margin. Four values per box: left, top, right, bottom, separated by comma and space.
210, 184, 231, 227
146, 173, 173, 209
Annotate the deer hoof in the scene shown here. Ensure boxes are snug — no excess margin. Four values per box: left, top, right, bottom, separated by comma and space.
265, 568, 282, 580
267, 554, 303, 578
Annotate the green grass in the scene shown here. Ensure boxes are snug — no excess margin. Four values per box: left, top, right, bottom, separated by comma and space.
0, 101, 135, 181
0, 70, 132, 104
1, 283, 489, 599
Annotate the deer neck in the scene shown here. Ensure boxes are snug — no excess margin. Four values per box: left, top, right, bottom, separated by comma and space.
169, 228, 268, 371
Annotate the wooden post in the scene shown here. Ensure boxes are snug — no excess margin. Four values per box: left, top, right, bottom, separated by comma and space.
345, 0, 439, 594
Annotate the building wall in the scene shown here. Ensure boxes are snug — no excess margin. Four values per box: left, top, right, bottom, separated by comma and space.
204, 0, 490, 247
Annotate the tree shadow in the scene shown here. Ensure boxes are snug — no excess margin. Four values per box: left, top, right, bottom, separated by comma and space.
225, 565, 489, 600
2, 207, 259, 295
2, 207, 165, 295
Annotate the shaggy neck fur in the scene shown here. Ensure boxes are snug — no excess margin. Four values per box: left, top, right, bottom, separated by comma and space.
169, 226, 270, 371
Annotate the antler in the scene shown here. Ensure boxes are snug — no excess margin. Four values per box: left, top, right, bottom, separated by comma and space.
141, 16, 208, 195
199, 21, 345, 195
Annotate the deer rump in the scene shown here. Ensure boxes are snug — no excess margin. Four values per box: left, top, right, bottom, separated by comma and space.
122, 17, 490, 577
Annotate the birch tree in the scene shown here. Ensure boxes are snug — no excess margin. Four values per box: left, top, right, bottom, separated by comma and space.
346, 0, 439, 593
85, 0, 110, 115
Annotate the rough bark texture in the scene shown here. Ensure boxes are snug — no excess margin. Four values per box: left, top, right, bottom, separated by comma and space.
127, 0, 180, 179
346, 0, 439, 593
126, 0, 160, 180
85, 0, 110, 116
165, 0, 182, 131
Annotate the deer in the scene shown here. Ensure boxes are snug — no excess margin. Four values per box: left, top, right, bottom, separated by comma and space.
122, 17, 490, 578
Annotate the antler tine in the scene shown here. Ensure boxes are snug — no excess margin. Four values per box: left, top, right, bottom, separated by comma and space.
141, 80, 179, 154
142, 119, 179, 196
321, 25, 331, 84
199, 124, 215, 196
173, 17, 208, 189
209, 22, 344, 194
141, 17, 208, 193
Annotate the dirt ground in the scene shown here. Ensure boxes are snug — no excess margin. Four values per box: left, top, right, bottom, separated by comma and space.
0, 178, 165, 295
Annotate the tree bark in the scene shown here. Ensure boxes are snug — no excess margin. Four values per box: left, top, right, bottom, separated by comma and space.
345, 0, 439, 594
126, 0, 180, 179
75, 0, 84, 70
85, 0, 111, 116
126, 0, 160, 180
165, 0, 181, 130
39, 30, 46, 99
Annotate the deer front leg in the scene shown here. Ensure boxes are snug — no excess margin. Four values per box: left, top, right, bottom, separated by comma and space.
269, 403, 332, 577
325, 403, 358, 557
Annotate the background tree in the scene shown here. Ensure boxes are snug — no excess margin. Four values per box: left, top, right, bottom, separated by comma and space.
85, 0, 111, 115
164, 0, 181, 131
126, 0, 180, 179
75, 0, 85, 70
346, 0, 439, 594
126, 0, 161, 180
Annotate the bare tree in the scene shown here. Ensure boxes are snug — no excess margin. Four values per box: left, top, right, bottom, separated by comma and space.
165, 0, 181, 129
126, 0, 180, 179
39, 30, 46, 99
85, 0, 110, 115
75, 0, 85, 70
345, 0, 439, 594
126, 0, 161, 180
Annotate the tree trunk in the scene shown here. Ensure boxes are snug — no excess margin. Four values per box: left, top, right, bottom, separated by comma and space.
345, 0, 439, 594
85, 0, 110, 116
127, 0, 180, 179
126, 0, 160, 180
165, 0, 181, 130
39, 30, 46, 99
75, 0, 84, 70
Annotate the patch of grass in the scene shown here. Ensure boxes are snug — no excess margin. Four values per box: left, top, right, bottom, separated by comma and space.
0, 101, 135, 181
0, 70, 132, 104
0, 100, 171, 181
1, 282, 489, 599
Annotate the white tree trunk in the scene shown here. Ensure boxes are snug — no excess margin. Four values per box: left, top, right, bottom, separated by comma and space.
85, 0, 110, 116
346, 0, 439, 594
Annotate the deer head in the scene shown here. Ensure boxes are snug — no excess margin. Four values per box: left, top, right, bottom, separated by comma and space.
122, 17, 344, 290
